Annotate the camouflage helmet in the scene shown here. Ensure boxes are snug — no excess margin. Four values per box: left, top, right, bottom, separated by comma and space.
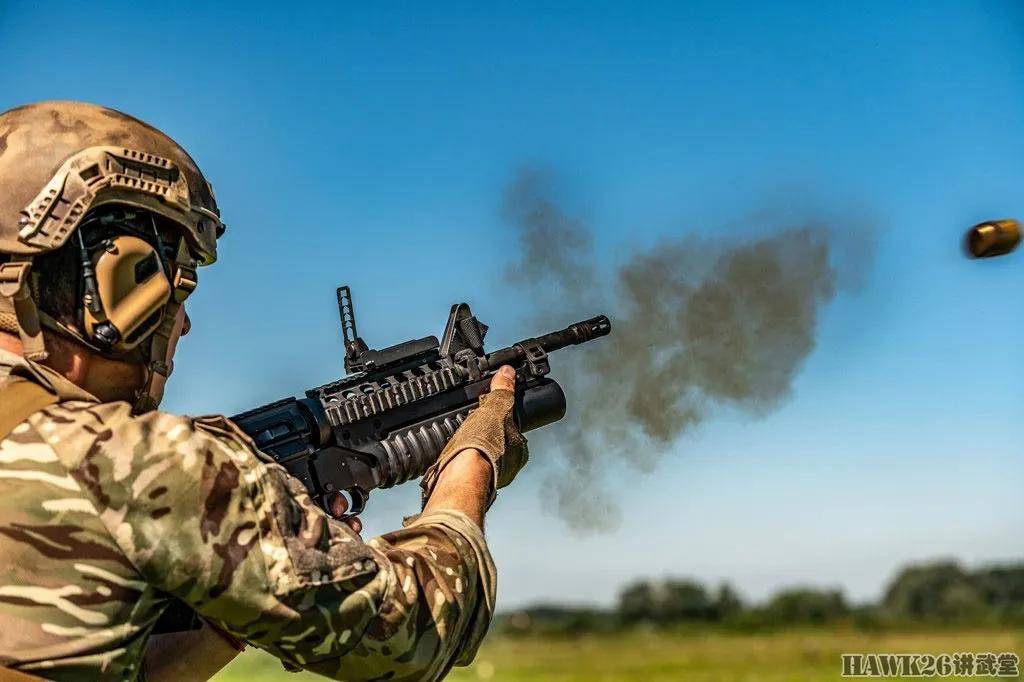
0, 101, 223, 264
0, 101, 224, 409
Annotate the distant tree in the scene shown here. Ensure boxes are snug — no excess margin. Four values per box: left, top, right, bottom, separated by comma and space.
497, 604, 618, 636
974, 564, 1024, 621
662, 579, 717, 621
763, 587, 849, 625
714, 582, 744, 620
507, 559, 1024, 637
882, 561, 985, 622
618, 578, 716, 623
618, 580, 657, 624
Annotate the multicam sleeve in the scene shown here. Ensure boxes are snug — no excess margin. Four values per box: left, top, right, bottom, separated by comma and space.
62, 404, 497, 681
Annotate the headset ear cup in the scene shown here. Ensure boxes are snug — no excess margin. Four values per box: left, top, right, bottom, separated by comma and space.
82, 236, 173, 352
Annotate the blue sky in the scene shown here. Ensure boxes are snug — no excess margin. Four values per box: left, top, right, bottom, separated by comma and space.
1, 1, 1021, 608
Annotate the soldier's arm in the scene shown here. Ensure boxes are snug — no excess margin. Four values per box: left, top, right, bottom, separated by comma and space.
143, 414, 495, 680
143, 621, 243, 681
52, 403, 498, 681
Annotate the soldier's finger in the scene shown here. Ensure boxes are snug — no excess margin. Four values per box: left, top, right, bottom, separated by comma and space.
345, 517, 363, 534
489, 365, 516, 393
328, 491, 349, 518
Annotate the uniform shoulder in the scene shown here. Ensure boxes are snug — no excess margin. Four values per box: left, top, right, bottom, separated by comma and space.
33, 400, 180, 447
29, 400, 255, 476
28, 402, 265, 545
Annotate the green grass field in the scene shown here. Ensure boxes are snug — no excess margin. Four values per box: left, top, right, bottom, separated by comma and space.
213, 629, 1022, 681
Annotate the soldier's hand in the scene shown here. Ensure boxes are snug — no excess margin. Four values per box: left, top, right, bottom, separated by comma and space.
322, 357, 527, 530
327, 495, 363, 534
420, 365, 530, 508
479, 365, 529, 489
487, 363, 515, 392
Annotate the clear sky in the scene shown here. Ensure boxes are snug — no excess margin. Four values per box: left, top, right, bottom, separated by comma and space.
1, 0, 1021, 608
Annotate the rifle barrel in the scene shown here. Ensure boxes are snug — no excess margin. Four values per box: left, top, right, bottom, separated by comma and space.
486, 315, 611, 367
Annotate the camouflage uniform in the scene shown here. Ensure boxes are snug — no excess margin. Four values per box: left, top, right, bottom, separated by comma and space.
0, 348, 496, 681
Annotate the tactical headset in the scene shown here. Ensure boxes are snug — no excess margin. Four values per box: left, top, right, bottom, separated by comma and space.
65, 207, 197, 356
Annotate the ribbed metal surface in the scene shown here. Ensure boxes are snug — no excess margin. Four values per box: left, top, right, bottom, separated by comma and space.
377, 411, 468, 488
322, 365, 459, 427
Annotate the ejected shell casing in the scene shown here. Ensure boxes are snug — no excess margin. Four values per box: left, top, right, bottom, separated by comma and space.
965, 219, 1021, 258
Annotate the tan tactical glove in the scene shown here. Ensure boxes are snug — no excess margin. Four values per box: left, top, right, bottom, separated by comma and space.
420, 366, 529, 508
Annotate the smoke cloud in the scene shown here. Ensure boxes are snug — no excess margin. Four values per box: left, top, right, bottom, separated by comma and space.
502, 169, 867, 531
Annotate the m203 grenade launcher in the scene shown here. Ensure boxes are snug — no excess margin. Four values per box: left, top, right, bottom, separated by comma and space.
231, 287, 611, 518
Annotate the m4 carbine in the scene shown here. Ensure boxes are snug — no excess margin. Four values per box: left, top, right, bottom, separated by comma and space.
231, 286, 611, 518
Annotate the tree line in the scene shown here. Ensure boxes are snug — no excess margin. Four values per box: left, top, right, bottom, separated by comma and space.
497, 559, 1024, 635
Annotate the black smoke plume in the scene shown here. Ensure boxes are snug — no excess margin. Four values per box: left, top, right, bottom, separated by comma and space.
502, 169, 866, 531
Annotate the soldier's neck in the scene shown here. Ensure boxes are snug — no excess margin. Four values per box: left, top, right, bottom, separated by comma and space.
0, 331, 24, 356
1, 330, 85, 380
0, 331, 144, 404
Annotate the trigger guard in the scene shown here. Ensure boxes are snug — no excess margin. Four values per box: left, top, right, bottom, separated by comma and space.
346, 488, 368, 516
323, 487, 368, 520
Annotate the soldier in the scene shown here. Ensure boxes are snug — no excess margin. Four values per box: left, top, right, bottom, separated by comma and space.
0, 101, 528, 681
